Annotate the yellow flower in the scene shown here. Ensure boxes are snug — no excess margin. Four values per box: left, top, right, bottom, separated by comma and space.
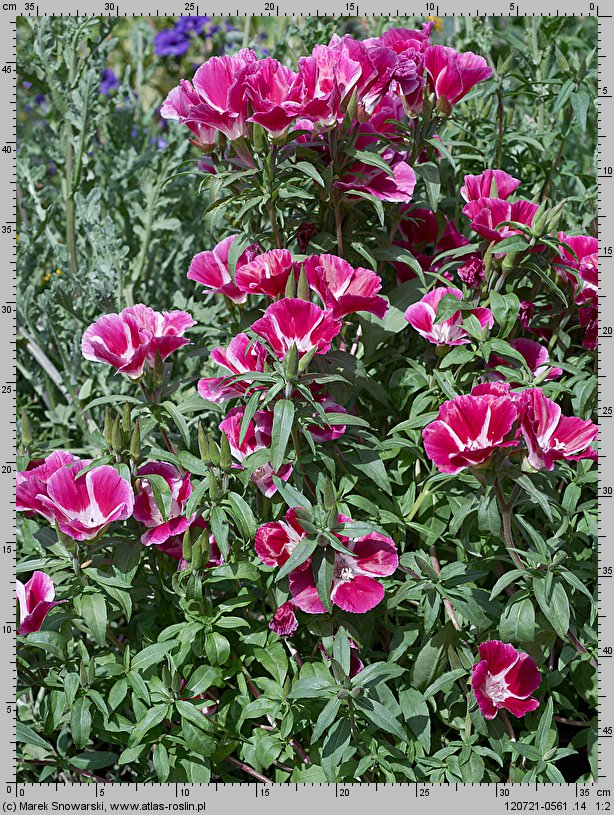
55, 269, 62, 275
428, 15, 443, 33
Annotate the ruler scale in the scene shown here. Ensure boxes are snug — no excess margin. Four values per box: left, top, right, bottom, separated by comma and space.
5, 3, 610, 810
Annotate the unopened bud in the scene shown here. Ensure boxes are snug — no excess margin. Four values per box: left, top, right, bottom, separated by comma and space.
104, 408, 113, 447
182, 527, 192, 563
191, 534, 203, 571
208, 435, 220, 467
209, 476, 219, 502
220, 431, 232, 471
337, 689, 349, 699
20, 408, 32, 448
130, 420, 141, 463
501, 251, 518, 273
198, 528, 211, 566
298, 346, 316, 372
296, 267, 310, 301
284, 343, 299, 379
325, 508, 338, 530
435, 94, 453, 118
153, 350, 165, 387
552, 550, 567, 566
316, 532, 329, 547
198, 423, 210, 464
111, 417, 124, 454
122, 403, 131, 435
284, 270, 296, 299
349, 685, 364, 698
323, 479, 336, 512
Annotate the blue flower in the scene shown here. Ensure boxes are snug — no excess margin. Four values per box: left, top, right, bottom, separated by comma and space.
175, 16, 210, 34
99, 68, 120, 95
154, 28, 191, 57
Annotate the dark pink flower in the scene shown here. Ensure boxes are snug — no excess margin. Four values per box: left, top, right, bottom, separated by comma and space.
198, 333, 268, 404
234, 249, 294, 298
244, 58, 299, 137
306, 393, 347, 442
460, 170, 521, 205
188, 236, 260, 304
472, 640, 541, 720
457, 257, 485, 288
557, 232, 598, 303
289, 531, 398, 614
133, 462, 193, 546
17, 451, 81, 518
464, 197, 539, 244
82, 306, 194, 379
160, 50, 258, 141
36, 461, 134, 541
219, 406, 292, 497
328, 34, 397, 115
404, 287, 493, 346
366, 23, 433, 112
335, 148, 416, 203
160, 83, 217, 148
518, 388, 597, 471
255, 507, 308, 568
251, 298, 341, 360
489, 338, 562, 382
16, 571, 64, 636
425, 45, 492, 107
579, 302, 598, 351
304, 253, 388, 319
269, 600, 299, 637
423, 391, 518, 475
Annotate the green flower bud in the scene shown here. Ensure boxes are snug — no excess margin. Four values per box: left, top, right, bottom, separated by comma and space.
435, 94, 453, 118
297, 267, 310, 301
111, 416, 124, 454
20, 408, 32, 448
552, 550, 567, 566
284, 343, 299, 379
337, 689, 349, 699
191, 534, 203, 571
181, 527, 192, 563
198, 423, 210, 464
220, 431, 232, 471
284, 270, 297, 299
104, 408, 113, 448
130, 419, 141, 463
208, 435, 220, 467
153, 350, 165, 388
323, 478, 336, 512
350, 685, 364, 698
316, 532, 329, 547
197, 527, 210, 566
122, 402, 131, 435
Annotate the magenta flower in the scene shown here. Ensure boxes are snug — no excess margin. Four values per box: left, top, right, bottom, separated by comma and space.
306, 393, 347, 442
289, 532, 398, 614
234, 249, 295, 298
188, 236, 260, 304
243, 58, 300, 137
336, 148, 416, 204
251, 298, 341, 360
16, 571, 63, 636
160, 49, 258, 141
365, 23, 433, 111
219, 406, 292, 497
328, 34, 397, 115
160, 84, 217, 148
579, 302, 598, 351
489, 338, 562, 382
133, 462, 193, 546
35, 461, 134, 541
404, 287, 493, 346
82, 305, 194, 379
457, 257, 485, 288
255, 507, 308, 568
304, 253, 388, 319
197, 332, 268, 404
463, 197, 539, 244
460, 170, 521, 205
518, 388, 597, 471
557, 232, 598, 303
425, 45, 491, 107
422, 391, 518, 475
17, 451, 80, 518
269, 600, 299, 637
293, 44, 363, 126
472, 640, 541, 720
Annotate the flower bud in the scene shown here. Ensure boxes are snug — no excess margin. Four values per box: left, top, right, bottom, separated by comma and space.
208, 435, 220, 467
220, 431, 232, 471
130, 420, 141, 463
435, 94, 453, 118
123, 644, 131, 672
153, 349, 165, 388
198, 423, 210, 464
325, 508, 338, 530
197, 527, 211, 566
209, 476, 219, 501
336, 689, 349, 699
284, 343, 299, 380
20, 408, 32, 448
104, 408, 113, 447
122, 403, 131, 435
191, 534, 203, 571
284, 271, 297, 299
298, 346, 317, 372
501, 251, 518, 273
296, 267, 310, 301
111, 416, 124, 454
552, 550, 567, 566
182, 527, 192, 563
350, 685, 364, 698
323, 478, 336, 512
316, 532, 329, 547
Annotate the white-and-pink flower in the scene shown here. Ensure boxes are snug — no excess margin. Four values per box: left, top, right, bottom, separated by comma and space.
197, 333, 268, 404
404, 286, 493, 346
251, 298, 341, 360
304, 253, 389, 319
133, 462, 193, 546
16, 571, 64, 636
188, 235, 260, 303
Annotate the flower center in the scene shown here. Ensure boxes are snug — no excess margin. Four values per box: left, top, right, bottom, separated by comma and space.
484, 673, 509, 705
339, 566, 354, 581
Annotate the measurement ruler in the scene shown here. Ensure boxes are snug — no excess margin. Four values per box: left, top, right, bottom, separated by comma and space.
5, 2, 611, 810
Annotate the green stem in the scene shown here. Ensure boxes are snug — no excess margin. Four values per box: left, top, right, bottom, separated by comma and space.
334, 198, 344, 257
496, 84, 504, 169
65, 51, 78, 278
494, 479, 527, 572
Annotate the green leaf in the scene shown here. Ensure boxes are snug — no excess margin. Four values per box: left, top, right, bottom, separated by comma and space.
411, 625, 455, 691
254, 643, 288, 685
185, 665, 222, 695
70, 697, 92, 750
423, 668, 467, 700
489, 569, 525, 599
311, 697, 341, 743
128, 704, 170, 747
533, 578, 570, 639
161, 401, 191, 449
272, 476, 312, 510
399, 688, 430, 753
354, 695, 407, 742
276, 538, 318, 581
16, 721, 53, 752
270, 399, 295, 472
80, 592, 107, 647
210, 505, 229, 560
108, 678, 128, 712
499, 596, 536, 642
321, 718, 352, 783
69, 752, 118, 770
153, 743, 170, 782
294, 160, 325, 187
223, 491, 257, 539
205, 632, 230, 666
130, 641, 178, 673
289, 676, 336, 699
312, 546, 334, 613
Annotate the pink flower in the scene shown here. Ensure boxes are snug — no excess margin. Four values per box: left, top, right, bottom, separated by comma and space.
160, 84, 217, 148
198, 333, 268, 404
293, 45, 363, 127
489, 338, 562, 382
425, 45, 492, 107
17, 451, 81, 518
35, 461, 134, 541
160, 50, 258, 141
457, 257, 485, 288
460, 170, 521, 205
557, 233, 598, 304
366, 23, 433, 111
320, 637, 364, 678
306, 393, 347, 442
188, 236, 260, 304
328, 34, 397, 115
304, 253, 388, 319
82, 306, 194, 379
16, 571, 64, 636
234, 249, 295, 298
464, 197, 539, 244
251, 298, 341, 360
518, 388, 597, 471
335, 148, 416, 203
289, 532, 398, 614
404, 287, 494, 346
472, 640, 541, 720
244, 58, 299, 137
133, 462, 193, 546
579, 302, 598, 351
269, 600, 299, 637
255, 507, 308, 568
423, 391, 518, 475
219, 406, 292, 497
